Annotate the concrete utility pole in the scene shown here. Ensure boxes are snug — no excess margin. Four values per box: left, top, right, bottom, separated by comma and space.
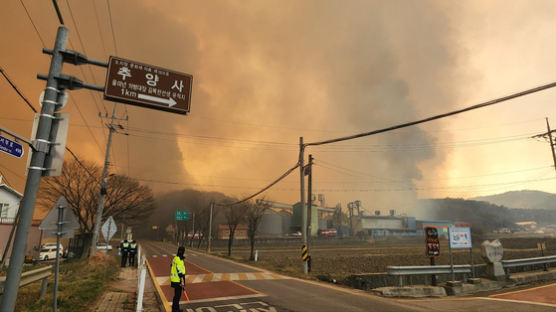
307, 154, 313, 240
90, 103, 125, 256
299, 137, 308, 274
0, 27, 68, 312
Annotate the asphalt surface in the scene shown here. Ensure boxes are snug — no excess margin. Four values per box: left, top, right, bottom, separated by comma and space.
141, 240, 556, 312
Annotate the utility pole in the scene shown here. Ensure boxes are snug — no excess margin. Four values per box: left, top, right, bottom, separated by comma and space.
190, 212, 195, 247
208, 201, 213, 252
0, 27, 68, 312
307, 154, 313, 240
90, 104, 127, 256
299, 137, 308, 274
531, 117, 556, 173
546, 118, 556, 172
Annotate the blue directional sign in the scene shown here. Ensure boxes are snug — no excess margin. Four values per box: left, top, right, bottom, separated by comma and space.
0, 135, 24, 158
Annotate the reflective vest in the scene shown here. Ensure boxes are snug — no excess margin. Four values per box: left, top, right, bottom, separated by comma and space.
122, 242, 129, 251
170, 256, 186, 283
129, 243, 137, 252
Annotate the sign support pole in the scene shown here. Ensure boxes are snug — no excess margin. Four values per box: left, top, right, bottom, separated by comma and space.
470, 246, 475, 278
53, 204, 64, 312
0, 26, 68, 312
449, 227, 455, 281
90, 104, 118, 257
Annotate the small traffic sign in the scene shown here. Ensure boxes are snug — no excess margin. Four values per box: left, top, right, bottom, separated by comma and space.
101, 216, 117, 242
0, 135, 24, 158
175, 210, 189, 221
104, 56, 192, 114
39, 196, 80, 238
425, 226, 440, 258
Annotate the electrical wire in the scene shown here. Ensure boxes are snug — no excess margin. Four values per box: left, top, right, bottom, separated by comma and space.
0, 68, 37, 113
106, 0, 118, 55
20, 0, 47, 46
220, 162, 300, 206
306, 81, 556, 146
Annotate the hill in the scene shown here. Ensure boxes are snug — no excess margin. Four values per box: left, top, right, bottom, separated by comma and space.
471, 190, 556, 210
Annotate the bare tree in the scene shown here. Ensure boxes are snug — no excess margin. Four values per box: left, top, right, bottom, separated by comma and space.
247, 199, 269, 260
224, 201, 248, 256
38, 159, 155, 234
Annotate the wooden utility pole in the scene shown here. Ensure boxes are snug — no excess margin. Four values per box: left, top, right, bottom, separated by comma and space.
546, 118, 556, 172
532, 118, 556, 173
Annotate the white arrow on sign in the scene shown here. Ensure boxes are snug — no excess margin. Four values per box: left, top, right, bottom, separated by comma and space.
138, 93, 177, 107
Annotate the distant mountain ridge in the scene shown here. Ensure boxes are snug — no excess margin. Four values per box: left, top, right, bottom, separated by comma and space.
471, 190, 556, 210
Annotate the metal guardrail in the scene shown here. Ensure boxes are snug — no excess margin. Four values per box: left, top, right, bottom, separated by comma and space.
388, 265, 472, 276
387, 265, 472, 286
502, 255, 556, 273
0, 265, 52, 296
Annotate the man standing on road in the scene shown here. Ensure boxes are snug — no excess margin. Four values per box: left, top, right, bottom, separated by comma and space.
170, 246, 186, 312
120, 240, 129, 267
129, 240, 137, 266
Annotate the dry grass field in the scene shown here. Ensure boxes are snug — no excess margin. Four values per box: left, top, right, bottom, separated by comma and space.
208, 236, 556, 279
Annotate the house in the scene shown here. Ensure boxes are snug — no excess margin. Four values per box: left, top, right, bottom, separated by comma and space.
0, 179, 22, 223
218, 224, 248, 240
0, 178, 42, 262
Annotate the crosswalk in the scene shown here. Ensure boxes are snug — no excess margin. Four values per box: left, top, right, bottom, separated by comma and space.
156, 272, 288, 286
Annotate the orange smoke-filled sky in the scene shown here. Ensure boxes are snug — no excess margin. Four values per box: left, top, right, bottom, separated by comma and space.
1, 0, 556, 215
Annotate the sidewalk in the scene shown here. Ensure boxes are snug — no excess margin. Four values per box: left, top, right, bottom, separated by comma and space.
90, 266, 162, 312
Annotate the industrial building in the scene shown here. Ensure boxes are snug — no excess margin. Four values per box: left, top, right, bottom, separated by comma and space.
255, 198, 456, 238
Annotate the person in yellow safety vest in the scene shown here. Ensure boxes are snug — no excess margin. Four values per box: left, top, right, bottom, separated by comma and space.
170, 246, 186, 312
128, 240, 137, 266
120, 240, 129, 267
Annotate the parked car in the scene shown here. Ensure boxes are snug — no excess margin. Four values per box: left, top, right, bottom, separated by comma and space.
318, 228, 337, 237
39, 247, 63, 261
96, 243, 113, 251
41, 243, 64, 257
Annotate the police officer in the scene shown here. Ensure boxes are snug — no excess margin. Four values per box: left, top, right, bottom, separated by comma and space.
120, 240, 129, 267
170, 246, 186, 312
129, 240, 137, 266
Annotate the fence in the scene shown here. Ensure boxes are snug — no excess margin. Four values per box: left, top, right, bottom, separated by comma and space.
0, 265, 52, 298
136, 245, 147, 312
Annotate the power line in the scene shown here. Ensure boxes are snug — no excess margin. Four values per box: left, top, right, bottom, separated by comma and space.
222, 162, 300, 206
306, 81, 556, 146
0, 68, 37, 113
311, 176, 556, 193
51, 0, 65, 24
20, 0, 46, 46
106, 0, 118, 55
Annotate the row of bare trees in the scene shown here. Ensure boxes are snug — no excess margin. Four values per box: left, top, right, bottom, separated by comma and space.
39, 159, 273, 261
37, 159, 155, 254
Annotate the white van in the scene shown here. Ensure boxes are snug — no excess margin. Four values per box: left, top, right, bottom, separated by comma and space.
39, 246, 63, 261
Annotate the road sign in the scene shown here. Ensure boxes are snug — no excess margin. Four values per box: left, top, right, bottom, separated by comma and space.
449, 226, 472, 249
101, 216, 117, 242
104, 56, 192, 114
0, 135, 24, 158
425, 226, 440, 257
39, 196, 80, 238
175, 210, 189, 221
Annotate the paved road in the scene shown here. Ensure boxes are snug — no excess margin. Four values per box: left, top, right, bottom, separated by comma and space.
141, 241, 555, 312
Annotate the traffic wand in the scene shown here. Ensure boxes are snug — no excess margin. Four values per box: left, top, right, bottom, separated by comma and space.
182, 287, 190, 303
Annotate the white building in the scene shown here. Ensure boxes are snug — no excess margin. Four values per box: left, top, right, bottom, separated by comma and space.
0, 177, 22, 223
0, 177, 42, 263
